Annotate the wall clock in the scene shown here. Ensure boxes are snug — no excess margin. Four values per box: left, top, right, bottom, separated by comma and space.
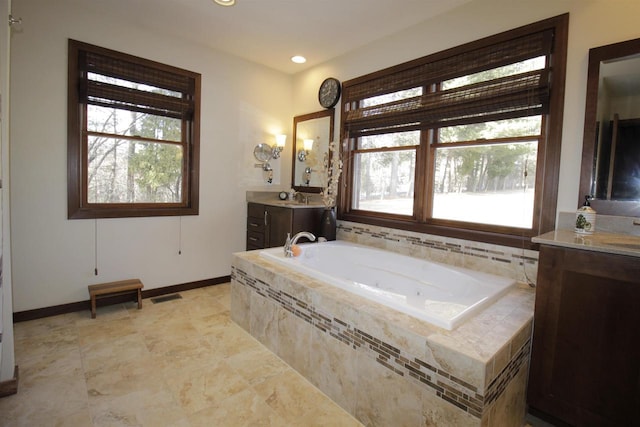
318, 77, 341, 109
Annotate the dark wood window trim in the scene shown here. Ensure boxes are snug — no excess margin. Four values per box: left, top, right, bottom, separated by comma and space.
67, 39, 201, 219
338, 14, 568, 249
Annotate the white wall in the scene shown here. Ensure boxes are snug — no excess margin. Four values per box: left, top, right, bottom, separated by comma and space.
10, 0, 294, 311
0, 0, 15, 383
292, 0, 640, 218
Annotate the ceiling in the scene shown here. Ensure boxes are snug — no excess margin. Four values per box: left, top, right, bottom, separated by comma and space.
71, 0, 471, 74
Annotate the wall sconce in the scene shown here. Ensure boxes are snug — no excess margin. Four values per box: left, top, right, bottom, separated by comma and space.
272, 134, 286, 159
254, 134, 286, 183
297, 139, 314, 162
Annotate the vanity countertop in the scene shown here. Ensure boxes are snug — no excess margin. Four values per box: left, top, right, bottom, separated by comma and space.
246, 192, 326, 209
533, 229, 640, 258
249, 199, 326, 209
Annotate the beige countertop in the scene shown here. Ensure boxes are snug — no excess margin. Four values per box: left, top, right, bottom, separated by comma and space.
246, 191, 326, 209
533, 229, 640, 258
249, 199, 325, 209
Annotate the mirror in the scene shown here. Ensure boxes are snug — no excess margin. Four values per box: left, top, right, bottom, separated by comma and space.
580, 37, 640, 216
292, 109, 334, 192
253, 143, 273, 162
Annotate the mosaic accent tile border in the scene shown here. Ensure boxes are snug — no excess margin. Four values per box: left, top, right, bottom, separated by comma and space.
484, 338, 530, 407
337, 221, 539, 282
232, 266, 530, 419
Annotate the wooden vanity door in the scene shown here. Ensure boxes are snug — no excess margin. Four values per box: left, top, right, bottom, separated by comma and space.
528, 245, 640, 426
265, 205, 293, 248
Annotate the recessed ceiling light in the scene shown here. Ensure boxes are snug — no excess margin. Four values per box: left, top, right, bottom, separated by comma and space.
291, 55, 306, 64
213, 0, 235, 6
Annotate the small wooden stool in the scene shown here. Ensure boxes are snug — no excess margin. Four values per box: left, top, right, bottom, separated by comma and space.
88, 279, 144, 318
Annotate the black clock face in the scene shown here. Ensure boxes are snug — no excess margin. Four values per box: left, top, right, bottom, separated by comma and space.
318, 77, 341, 108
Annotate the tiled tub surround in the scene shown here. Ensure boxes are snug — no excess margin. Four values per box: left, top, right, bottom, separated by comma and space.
337, 221, 539, 285
231, 251, 534, 427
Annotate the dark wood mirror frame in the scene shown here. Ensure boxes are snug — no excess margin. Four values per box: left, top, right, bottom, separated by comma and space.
291, 109, 334, 193
579, 37, 640, 217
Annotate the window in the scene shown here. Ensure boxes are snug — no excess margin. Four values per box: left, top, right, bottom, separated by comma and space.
68, 40, 201, 219
340, 15, 568, 248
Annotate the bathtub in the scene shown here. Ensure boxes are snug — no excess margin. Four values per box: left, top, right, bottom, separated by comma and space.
260, 240, 515, 330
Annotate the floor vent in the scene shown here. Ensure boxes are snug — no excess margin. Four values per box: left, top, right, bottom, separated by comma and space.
150, 294, 182, 304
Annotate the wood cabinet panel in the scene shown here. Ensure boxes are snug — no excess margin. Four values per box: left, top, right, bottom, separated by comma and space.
528, 245, 640, 426
246, 202, 323, 250
246, 230, 264, 249
265, 205, 292, 248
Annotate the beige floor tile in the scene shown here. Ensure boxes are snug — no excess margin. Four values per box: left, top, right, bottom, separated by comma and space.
206, 282, 229, 293
187, 297, 229, 320
253, 369, 332, 424
188, 388, 288, 427
19, 346, 84, 389
52, 408, 94, 427
139, 315, 201, 344
77, 317, 139, 347
204, 282, 231, 299
13, 312, 78, 340
200, 319, 264, 358
81, 333, 150, 372
126, 296, 183, 319
164, 358, 250, 414
85, 356, 166, 402
4, 283, 362, 427
226, 345, 290, 386
15, 325, 79, 363
148, 335, 226, 378
0, 406, 93, 427
0, 372, 89, 425
215, 291, 231, 308
89, 387, 188, 427
189, 310, 232, 337
298, 403, 364, 427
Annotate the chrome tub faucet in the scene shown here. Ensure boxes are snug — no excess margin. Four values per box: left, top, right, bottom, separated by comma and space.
284, 231, 316, 257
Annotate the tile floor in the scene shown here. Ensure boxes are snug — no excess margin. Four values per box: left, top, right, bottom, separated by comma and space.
0, 283, 363, 426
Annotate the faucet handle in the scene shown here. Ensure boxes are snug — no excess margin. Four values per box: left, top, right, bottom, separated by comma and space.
284, 232, 292, 257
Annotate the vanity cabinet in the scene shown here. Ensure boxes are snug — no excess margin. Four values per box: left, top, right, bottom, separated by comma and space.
246, 202, 323, 250
528, 245, 640, 426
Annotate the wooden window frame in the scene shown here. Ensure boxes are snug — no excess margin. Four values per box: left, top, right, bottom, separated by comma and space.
67, 39, 201, 219
338, 14, 568, 249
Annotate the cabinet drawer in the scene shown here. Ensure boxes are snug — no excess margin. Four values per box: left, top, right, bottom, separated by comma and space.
246, 230, 264, 248
247, 216, 265, 233
248, 203, 265, 218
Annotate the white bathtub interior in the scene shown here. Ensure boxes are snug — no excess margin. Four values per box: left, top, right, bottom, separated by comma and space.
260, 240, 515, 330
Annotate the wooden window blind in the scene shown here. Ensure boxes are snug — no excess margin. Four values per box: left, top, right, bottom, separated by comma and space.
77, 48, 196, 120
343, 29, 554, 138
